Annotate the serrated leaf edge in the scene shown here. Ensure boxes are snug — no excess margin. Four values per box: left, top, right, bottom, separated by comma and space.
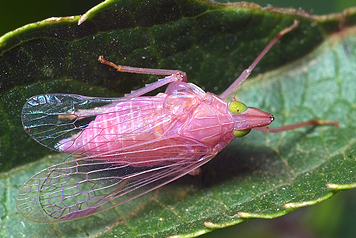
326, 182, 356, 190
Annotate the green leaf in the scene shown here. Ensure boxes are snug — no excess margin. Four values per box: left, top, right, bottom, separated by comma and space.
0, 0, 356, 237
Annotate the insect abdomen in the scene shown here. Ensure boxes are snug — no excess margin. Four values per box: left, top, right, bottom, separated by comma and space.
60, 96, 170, 154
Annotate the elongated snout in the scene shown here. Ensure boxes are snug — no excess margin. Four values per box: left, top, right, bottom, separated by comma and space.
231, 107, 274, 130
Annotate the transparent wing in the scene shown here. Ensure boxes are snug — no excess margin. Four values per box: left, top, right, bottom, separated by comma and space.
21, 94, 170, 153
16, 140, 216, 223
22, 94, 121, 152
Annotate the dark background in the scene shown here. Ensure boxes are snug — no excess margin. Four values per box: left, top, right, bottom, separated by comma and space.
0, 0, 354, 36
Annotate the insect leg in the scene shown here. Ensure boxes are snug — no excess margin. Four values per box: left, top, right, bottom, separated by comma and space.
254, 119, 339, 133
219, 20, 299, 100
98, 56, 187, 98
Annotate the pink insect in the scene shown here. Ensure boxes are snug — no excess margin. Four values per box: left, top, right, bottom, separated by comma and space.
17, 20, 337, 223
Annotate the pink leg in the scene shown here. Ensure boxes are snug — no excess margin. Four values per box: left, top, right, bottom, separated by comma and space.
219, 20, 299, 100
98, 56, 187, 98
254, 119, 339, 133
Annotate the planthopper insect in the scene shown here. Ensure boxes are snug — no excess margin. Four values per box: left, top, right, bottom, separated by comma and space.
17, 20, 338, 223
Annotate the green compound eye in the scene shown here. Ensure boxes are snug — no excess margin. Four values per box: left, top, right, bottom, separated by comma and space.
233, 129, 251, 137
228, 101, 247, 113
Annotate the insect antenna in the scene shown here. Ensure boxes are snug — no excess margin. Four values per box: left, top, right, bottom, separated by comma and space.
220, 20, 299, 100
